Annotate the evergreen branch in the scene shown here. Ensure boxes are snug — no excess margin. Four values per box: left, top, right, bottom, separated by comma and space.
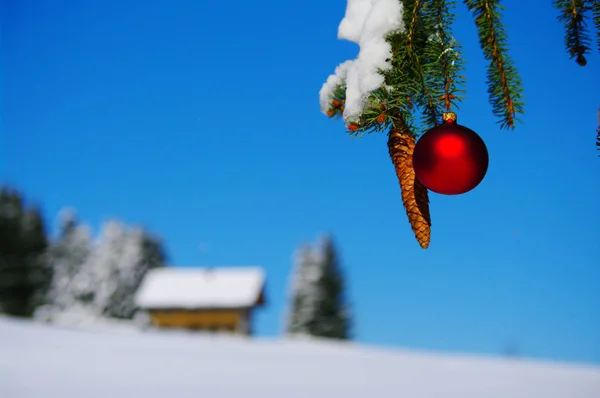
349, 1, 463, 138
347, 86, 416, 138
416, 1, 445, 129
402, 0, 443, 133
589, 0, 600, 53
416, 0, 466, 131
374, 29, 422, 136
596, 107, 600, 156
596, 125, 600, 156
463, 0, 525, 129
348, 89, 392, 137
434, 0, 465, 112
405, 0, 423, 51
325, 84, 347, 119
434, 0, 453, 111
554, 0, 593, 66
415, 74, 441, 131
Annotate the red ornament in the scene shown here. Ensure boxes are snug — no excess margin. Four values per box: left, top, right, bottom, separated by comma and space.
412, 112, 489, 195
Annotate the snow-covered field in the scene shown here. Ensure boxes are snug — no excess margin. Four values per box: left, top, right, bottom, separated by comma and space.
2, 316, 599, 398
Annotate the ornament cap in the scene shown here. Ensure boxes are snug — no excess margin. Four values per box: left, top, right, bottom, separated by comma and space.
442, 112, 457, 124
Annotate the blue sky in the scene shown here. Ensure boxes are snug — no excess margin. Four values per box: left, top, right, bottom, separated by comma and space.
2, 0, 599, 365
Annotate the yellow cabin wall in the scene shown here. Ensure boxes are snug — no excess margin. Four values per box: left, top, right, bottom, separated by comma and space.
148, 309, 250, 334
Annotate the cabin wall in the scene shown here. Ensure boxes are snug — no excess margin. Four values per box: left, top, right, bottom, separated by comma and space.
148, 309, 253, 335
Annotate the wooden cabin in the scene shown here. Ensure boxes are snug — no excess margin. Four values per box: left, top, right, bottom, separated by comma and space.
134, 267, 266, 336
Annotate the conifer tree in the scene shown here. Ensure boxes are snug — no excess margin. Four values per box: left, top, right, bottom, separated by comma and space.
104, 225, 167, 319
37, 208, 92, 321
286, 235, 351, 340
286, 244, 321, 335
0, 186, 49, 317
314, 235, 352, 339
40, 216, 167, 323
21, 207, 52, 311
320, 0, 600, 248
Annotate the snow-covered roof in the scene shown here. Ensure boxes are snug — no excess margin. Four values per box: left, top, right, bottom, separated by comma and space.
134, 267, 265, 310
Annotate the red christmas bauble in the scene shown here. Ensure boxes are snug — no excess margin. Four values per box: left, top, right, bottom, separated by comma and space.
413, 114, 488, 195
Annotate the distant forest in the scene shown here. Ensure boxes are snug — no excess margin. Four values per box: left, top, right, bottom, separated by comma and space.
0, 185, 353, 341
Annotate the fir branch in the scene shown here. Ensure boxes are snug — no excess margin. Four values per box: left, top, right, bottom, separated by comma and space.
402, 0, 443, 133
401, 0, 436, 130
433, 0, 465, 111
463, 0, 524, 129
417, 0, 466, 131
554, 0, 593, 66
596, 107, 600, 156
589, 0, 600, 53
416, 1, 445, 129
324, 84, 347, 119
346, 86, 415, 138
405, 0, 423, 50
415, 76, 441, 132
375, 30, 422, 135
432, 0, 454, 112
349, 88, 392, 138
597, 125, 600, 155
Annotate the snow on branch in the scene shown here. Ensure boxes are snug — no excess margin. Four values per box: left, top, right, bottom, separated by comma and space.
320, 0, 405, 123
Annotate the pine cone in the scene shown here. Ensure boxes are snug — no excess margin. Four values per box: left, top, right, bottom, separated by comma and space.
387, 127, 431, 249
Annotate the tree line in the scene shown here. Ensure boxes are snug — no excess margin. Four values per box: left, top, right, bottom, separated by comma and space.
0, 186, 167, 323
0, 185, 353, 340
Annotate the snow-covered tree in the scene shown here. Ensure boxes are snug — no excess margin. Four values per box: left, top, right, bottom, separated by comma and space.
102, 223, 167, 319
60, 219, 123, 320
286, 244, 322, 335
40, 208, 93, 316
66, 219, 166, 320
285, 235, 352, 340
39, 214, 166, 323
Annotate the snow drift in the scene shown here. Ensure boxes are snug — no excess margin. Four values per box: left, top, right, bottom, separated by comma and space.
1, 316, 599, 398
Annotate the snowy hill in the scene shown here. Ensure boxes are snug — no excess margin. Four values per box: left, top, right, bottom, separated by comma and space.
1, 317, 599, 398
